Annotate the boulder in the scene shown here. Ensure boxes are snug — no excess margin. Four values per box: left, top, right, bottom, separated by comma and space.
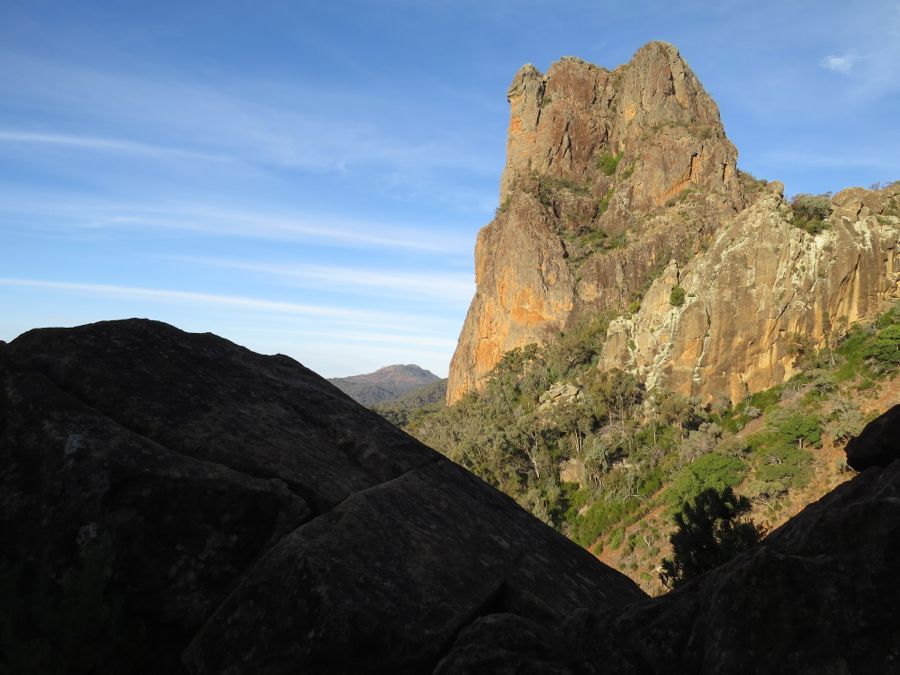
845, 403, 900, 470
0, 319, 643, 674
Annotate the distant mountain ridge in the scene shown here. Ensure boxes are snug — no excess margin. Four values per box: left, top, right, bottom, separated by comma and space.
329, 364, 441, 405
373, 378, 448, 427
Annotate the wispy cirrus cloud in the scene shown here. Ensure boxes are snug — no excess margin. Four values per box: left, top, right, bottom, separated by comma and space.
760, 149, 900, 171
0, 190, 473, 254
249, 326, 457, 350
0, 277, 423, 326
172, 257, 475, 304
0, 129, 231, 162
0, 50, 499, 176
817, 5, 900, 97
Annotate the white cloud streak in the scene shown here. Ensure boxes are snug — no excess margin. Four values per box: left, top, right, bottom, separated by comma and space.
173, 257, 475, 303
250, 327, 457, 349
0, 129, 231, 162
761, 149, 900, 171
0, 191, 473, 254
0, 277, 426, 325
0, 51, 499, 176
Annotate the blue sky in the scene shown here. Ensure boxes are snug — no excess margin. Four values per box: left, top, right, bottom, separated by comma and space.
1, 0, 898, 377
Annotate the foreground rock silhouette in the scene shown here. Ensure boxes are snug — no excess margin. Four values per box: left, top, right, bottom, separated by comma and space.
2, 319, 898, 673
0, 319, 642, 674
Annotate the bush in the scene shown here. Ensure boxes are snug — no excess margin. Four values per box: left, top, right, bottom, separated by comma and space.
660, 486, 761, 589
791, 193, 831, 234
666, 453, 747, 511
770, 411, 822, 449
598, 152, 623, 176
866, 323, 900, 366
670, 286, 686, 307
747, 431, 812, 490
569, 497, 639, 547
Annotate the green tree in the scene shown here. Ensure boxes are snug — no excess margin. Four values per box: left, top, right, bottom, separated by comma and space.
866, 323, 900, 366
660, 486, 761, 589
790, 193, 831, 234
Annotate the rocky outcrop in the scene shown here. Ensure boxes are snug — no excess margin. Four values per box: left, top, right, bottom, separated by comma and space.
448, 42, 746, 403
0, 319, 643, 674
846, 403, 900, 470
436, 404, 900, 673
600, 184, 900, 403
448, 40, 900, 406
4, 320, 900, 673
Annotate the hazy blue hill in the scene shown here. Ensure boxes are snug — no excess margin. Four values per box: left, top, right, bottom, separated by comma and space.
328, 364, 440, 405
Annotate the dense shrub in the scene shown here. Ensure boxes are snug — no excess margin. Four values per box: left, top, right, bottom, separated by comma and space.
791, 193, 831, 234
598, 152, 623, 176
660, 486, 761, 588
769, 410, 822, 449
747, 431, 813, 490
666, 453, 747, 510
669, 285, 686, 307
866, 324, 900, 366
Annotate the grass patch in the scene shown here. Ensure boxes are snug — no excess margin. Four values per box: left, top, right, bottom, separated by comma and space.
598, 152, 623, 176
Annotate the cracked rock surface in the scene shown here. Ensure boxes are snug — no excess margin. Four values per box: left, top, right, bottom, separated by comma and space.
0, 319, 643, 674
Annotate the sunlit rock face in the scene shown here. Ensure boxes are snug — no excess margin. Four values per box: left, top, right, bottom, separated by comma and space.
448, 42, 746, 403
600, 185, 900, 403
448, 40, 899, 405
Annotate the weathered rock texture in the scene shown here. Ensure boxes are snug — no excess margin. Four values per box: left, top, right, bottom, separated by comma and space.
448, 41, 900, 405
0, 319, 643, 674
3, 320, 900, 673
601, 184, 900, 403
846, 402, 900, 470
437, 405, 900, 673
448, 42, 746, 403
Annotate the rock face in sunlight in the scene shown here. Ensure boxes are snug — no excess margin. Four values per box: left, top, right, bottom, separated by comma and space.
448, 41, 746, 403
447, 40, 900, 404
0, 319, 642, 674
600, 184, 900, 403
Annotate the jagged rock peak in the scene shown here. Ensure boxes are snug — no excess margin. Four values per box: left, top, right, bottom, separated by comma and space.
499, 41, 739, 206
448, 41, 745, 404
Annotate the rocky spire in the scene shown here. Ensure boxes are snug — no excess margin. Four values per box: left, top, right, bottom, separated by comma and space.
448, 42, 746, 403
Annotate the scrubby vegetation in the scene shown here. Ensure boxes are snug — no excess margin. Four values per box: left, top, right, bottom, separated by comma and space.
387, 302, 899, 592
790, 193, 831, 235
598, 151, 623, 176
372, 379, 447, 427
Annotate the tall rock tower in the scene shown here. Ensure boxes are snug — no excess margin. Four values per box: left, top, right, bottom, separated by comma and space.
447, 42, 745, 403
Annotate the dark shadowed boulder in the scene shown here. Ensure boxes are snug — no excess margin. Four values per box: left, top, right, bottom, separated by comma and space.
845, 403, 900, 470
0, 319, 643, 674
437, 405, 900, 674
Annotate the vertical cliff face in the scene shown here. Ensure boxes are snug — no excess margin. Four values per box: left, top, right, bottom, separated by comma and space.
600, 184, 900, 403
448, 42, 746, 403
